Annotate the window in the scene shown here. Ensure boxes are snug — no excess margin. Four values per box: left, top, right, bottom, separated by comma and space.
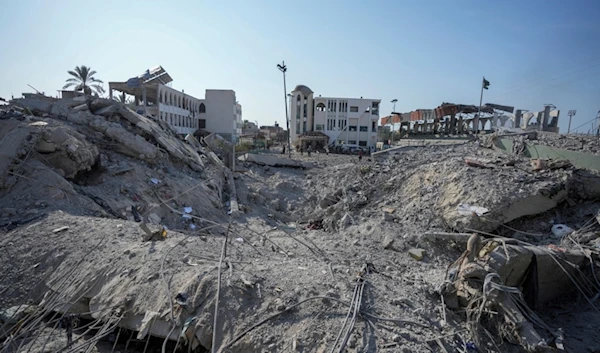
372, 121, 376, 132
350, 106, 359, 112
327, 119, 335, 130
296, 96, 301, 120
302, 121, 306, 132
316, 103, 326, 112
371, 102, 379, 115
315, 124, 324, 131
349, 125, 357, 132
199, 103, 206, 113
338, 120, 347, 130
348, 140, 357, 145
338, 140, 345, 145
169, 114, 173, 125
359, 126, 368, 132
359, 141, 367, 147
199, 119, 206, 129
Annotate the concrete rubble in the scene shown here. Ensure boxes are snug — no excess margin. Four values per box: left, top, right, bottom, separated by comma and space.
1, 96, 600, 353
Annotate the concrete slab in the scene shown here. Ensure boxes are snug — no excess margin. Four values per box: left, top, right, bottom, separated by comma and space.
239, 153, 309, 168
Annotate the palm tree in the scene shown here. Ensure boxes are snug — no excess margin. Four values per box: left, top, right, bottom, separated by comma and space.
115, 92, 131, 104
63, 65, 105, 96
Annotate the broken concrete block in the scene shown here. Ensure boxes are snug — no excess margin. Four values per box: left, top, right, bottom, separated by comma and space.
339, 213, 352, 228
39, 126, 99, 179
50, 96, 88, 117
239, 153, 307, 169
0, 126, 30, 187
383, 212, 396, 222
35, 140, 57, 153
90, 98, 117, 112
71, 103, 89, 113
383, 235, 395, 249
13, 98, 53, 113
382, 207, 396, 214
93, 105, 118, 117
66, 110, 93, 125
464, 157, 494, 169
408, 248, 425, 261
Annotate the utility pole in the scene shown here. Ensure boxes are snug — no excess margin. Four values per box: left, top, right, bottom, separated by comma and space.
567, 110, 577, 134
476, 77, 490, 135
277, 61, 292, 158
390, 99, 398, 146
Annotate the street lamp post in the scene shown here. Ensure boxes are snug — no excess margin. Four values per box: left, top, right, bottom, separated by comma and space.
277, 61, 292, 158
390, 99, 398, 146
567, 110, 577, 134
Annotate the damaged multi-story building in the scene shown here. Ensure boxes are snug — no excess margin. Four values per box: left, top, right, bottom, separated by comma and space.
289, 85, 380, 150
381, 103, 560, 136
108, 66, 242, 141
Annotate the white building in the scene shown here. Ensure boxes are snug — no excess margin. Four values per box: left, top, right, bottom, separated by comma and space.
109, 66, 241, 141
289, 85, 380, 149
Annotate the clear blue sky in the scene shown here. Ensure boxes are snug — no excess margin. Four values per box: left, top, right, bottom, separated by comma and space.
1, 0, 599, 133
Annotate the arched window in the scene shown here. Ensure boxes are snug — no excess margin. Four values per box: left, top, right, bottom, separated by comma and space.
316, 103, 326, 112
199, 103, 206, 113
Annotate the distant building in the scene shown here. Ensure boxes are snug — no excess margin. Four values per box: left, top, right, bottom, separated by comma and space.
108, 66, 241, 141
289, 85, 380, 150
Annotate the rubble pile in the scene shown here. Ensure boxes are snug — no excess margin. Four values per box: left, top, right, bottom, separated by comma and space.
0, 96, 225, 232
1, 97, 600, 353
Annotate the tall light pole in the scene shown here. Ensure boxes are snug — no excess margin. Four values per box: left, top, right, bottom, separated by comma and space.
277, 61, 292, 158
391, 99, 398, 145
567, 110, 576, 134
476, 77, 490, 135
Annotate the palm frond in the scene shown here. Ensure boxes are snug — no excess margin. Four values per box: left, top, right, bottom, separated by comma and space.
87, 70, 97, 77
91, 84, 105, 94
65, 78, 80, 83
63, 82, 78, 89
68, 70, 81, 79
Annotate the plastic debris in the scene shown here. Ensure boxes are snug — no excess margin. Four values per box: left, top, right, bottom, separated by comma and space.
150, 178, 161, 184
190, 224, 196, 230
182, 214, 192, 220
235, 237, 244, 243
457, 204, 489, 216
551, 224, 574, 238
52, 226, 70, 233
183, 206, 192, 214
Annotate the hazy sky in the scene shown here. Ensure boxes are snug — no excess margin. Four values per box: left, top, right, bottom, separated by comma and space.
1, 0, 599, 132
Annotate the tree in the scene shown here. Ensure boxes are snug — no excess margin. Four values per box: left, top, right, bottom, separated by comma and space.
115, 92, 132, 104
63, 66, 105, 96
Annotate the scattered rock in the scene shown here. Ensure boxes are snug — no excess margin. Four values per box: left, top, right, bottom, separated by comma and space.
52, 226, 69, 233
408, 248, 426, 261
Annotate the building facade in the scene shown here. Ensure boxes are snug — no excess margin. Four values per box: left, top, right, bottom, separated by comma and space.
108, 66, 241, 140
289, 85, 380, 149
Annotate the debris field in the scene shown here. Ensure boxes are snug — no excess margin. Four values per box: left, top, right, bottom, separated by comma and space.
1, 95, 600, 353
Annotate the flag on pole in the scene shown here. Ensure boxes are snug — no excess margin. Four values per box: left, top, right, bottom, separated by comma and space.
482, 77, 490, 90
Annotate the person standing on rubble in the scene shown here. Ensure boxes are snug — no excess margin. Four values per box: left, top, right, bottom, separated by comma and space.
358, 149, 363, 162
307, 145, 312, 157
300, 146, 304, 155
